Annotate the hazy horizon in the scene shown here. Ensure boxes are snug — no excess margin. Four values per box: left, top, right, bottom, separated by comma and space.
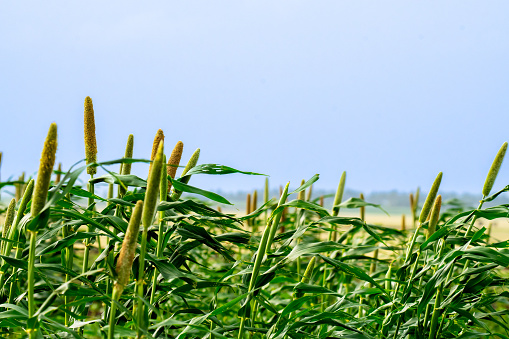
1, 1, 509, 194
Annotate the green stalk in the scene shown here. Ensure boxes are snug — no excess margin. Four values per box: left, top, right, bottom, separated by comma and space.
2, 180, 33, 271
27, 230, 37, 319
28, 123, 57, 339
8, 181, 34, 304
263, 177, 269, 223
385, 173, 442, 336
266, 183, 290, 251
82, 177, 94, 274
150, 156, 167, 305
321, 171, 346, 311
83, 96, 98, 275
238, 183, 289, 339
137, 141, 164, 337
296, 179, 305, 277
108, 287, 121, 339
109, 200, 143, 339
359, 193, 365, 222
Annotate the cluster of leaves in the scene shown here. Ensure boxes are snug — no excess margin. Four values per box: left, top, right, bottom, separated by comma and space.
0, 160, 508, 339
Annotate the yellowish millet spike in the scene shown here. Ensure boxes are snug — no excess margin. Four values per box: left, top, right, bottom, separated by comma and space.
252, 190, 258, 212
148, 129, 164, 176
483, 142, 508, 197
298, 179, 306, 201
84, 96, 97, 175
167, 141, 184, 192
246, 193, 252, 216
401, 214, 406, 231
116, 200, 143, 293
32, 123, 58, 216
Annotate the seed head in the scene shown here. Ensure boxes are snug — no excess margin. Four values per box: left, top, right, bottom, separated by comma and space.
332, 171, 346, 217
360, 193, 365, 222
167, 141, 183, 192
246, 193, 252, 216
55, 163, 62, 184
294, 256, 316, 299
306, 184, 313, 202
301, 256, 316, 283
32, 123, 58, 216
15, 172, 25, 202
427, 195, 442, 239
418, 172, 442, 224
118, 134, 134, 197
116, 200, 143, 291
415, 187, 420, 211
2, 198, 16, 240
9, 179, 34, 242
171, 148, 200, 201
252, 190, 258, 211
298, 179, 306, 201
483, 142, 508, 197
121, 134, 134, 176
84, 97, 97, 175
181, 148, 200, 179
148, 129, 164, 176
143, 141, 164, 229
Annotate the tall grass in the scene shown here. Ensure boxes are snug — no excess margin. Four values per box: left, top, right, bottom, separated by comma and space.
0, 101, 509, 339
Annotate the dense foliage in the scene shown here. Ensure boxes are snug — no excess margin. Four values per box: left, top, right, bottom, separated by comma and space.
0, 99, 508, 339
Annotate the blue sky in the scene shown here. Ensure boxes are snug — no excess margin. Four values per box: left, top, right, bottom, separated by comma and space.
1, 1, 509, 195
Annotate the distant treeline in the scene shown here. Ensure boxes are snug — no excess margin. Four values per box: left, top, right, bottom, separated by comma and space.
214, 188, 509, 210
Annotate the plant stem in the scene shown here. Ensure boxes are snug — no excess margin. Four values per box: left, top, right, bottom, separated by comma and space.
27, 230, 37, 339
107, 286, 121, 339
82, 176, 94, 274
